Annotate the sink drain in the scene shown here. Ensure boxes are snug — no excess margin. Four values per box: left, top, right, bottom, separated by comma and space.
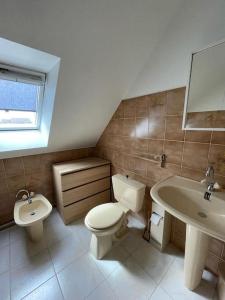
30, 212, 36, 216
198, 212, 207, 218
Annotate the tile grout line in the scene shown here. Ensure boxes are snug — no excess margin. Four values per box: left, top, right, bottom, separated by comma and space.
207, 131, 213, 167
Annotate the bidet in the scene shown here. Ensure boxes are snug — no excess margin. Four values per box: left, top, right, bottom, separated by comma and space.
14, 193, 52, 242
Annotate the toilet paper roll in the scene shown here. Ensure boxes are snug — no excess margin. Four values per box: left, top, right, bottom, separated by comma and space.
150, 212, 163, 226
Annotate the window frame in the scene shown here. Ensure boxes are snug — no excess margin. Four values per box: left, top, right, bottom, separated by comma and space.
0, 64, 46, 131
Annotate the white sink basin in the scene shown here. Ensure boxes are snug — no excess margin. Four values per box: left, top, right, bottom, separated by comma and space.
151, 176, 225, 242
14, 194, 52, 242
151, 176, 225, 290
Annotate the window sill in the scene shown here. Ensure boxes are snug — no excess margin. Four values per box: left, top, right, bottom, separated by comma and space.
0, 129, 48, 152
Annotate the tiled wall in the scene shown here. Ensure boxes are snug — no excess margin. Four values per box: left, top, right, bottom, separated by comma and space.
95, 87, 225, 274
0, 147, 95, 226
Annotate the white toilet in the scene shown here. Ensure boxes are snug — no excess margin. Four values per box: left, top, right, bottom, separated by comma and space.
85, 174, 146, 259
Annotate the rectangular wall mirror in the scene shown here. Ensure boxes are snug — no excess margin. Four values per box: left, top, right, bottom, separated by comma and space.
183, 40, 225, 131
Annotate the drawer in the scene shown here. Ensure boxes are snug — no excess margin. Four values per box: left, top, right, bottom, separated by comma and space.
61, 164, 110, 191
63, 177, 110, 206
63, 190, 110, 224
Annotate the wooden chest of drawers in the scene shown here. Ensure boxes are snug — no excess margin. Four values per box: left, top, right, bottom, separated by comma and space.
53, 157, 111, 224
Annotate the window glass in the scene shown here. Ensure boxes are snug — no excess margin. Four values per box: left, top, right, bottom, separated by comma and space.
0, 79, 40, 129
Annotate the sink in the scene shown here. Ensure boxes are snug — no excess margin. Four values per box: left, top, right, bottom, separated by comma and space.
14, 194, 52, 242
151, 176, 225, 290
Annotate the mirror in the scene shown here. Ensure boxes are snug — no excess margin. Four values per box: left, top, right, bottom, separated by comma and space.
183, 40, 225, 130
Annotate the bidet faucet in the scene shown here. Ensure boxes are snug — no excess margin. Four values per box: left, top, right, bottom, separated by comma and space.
16, 189, 34, 204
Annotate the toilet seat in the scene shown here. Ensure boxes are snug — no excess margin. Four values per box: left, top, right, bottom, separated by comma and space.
85, 203, 124, 230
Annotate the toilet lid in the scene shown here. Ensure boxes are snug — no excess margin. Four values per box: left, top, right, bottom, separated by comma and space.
86, 203, 124, 229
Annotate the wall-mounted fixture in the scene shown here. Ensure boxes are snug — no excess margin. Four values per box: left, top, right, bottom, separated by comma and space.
183, 39, 225, 131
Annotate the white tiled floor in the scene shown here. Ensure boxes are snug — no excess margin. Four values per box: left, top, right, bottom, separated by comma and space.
0, 209, 218, 300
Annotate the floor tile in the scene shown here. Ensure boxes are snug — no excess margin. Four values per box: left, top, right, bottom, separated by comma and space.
86, 280, 117, 300
10, 225, 27, 244
119, 232, 146, 254
44, 215, 72, 246
49, 233, 87, 272
10, 236, 47, 269
22, 276, 63, 300
57, 253, 105, 300
91, 244, 130, 278
107, 256, 156, 300
149, 286, 172, 300
0, 245, 9, 274
0, 272, 10, 300
11, 249, 55, 300
159, 257, 217, 300
0, 228, 10, 249
132, 242, 175, 284
67, 218, 91, 249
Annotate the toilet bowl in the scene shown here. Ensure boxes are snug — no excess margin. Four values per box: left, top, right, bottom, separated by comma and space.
85, 174, 146, 259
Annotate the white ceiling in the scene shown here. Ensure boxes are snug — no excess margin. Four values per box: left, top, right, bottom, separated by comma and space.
0, 0, 184, 157
127, 0, 225, 98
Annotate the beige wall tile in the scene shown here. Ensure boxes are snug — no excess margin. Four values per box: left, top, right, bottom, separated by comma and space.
148, 116, 165, 139
136, 118, 148, 139
185, 130, 212, 143
123, 119, 136, 137
135, 96, 149, 118
209, 238, 224, 257
166, 87, 185, 115
23, 155, 43, 175
4, 158, 24, 177
148, 139, 164, 155
164, 141, 183, 164
206, 253, 220, 275
7, 175, 26, 194
212, 131, 225, 145
134, 139, 148, 154
0, 160, 5, 178
182, 142, 209, 171
165, 116, 184, 141
123, 99, 136, 118
208, 144, 225, 175
181, 167, 205, 182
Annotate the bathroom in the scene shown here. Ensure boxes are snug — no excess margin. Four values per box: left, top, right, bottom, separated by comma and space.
1, 0, 225, 299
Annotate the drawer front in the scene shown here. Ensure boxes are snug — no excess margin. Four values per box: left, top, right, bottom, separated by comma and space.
63, 177, 110, 206
61, 164, 110, 191
63, 190, 110, 224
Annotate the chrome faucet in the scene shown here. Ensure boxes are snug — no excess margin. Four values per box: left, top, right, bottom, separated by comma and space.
16, 189, 34, 204
205, 166, 215, 192
203, 166, 215, 200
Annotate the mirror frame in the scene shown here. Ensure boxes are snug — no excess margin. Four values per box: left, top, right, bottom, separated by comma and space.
182, 38, 225, 131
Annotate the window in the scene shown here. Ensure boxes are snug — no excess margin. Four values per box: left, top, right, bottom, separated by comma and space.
0, 65, 45, 130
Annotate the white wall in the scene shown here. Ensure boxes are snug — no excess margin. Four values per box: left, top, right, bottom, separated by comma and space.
127, 0, 225, 98
0, 0, 182, 158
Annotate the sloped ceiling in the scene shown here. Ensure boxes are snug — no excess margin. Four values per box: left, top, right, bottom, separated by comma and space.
127, 0, 225, 98
0, 0, 183, 157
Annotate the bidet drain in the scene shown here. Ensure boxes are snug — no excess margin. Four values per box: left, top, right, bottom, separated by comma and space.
30, 212, 36, 216
198, 212, 207, 218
